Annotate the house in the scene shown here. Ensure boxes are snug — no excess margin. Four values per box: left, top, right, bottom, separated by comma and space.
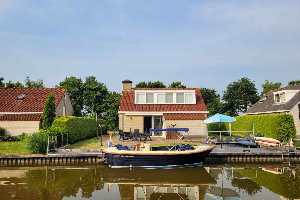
0, 88, 73, 136
245, 83, 300, 138
118, 79, 209, 138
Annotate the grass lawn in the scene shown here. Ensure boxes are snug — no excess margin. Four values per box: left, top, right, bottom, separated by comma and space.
294, 139, 300, 147
0, 141, 29, 155
68, 138, 105, 149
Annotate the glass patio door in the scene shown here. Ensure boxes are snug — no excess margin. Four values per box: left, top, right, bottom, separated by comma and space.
153, 116, 163, 136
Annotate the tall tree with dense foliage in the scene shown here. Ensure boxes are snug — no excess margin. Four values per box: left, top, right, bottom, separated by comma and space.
56, 76, 84, 116
103, 91, 121, 130
5, 80, 24, 88
169, 81, 186, 88
135, 81, 166, 88
42, 93, 56, 129
24, 76, 44, 88
83, 76, 109, 116
288, 80, 300, 86
222, 77, 259, 116
261, 80, 281, 97
200, 87, 223, 116
0, 77, 5, 87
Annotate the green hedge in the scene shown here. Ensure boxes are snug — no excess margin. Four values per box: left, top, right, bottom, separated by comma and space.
51, 116, 97, 144
208, 114, 296, 141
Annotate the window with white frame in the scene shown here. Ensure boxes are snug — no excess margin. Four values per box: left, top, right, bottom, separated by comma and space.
166, 93, 173, 103
146, 93, 154, 103
275, 94, 280, 103
185, 94, 193, 103
157, 94, 165, 103
176, 93, 184, 103
137, 93, 146, 103
135, 90, 196, 104
280, 93, 286, 102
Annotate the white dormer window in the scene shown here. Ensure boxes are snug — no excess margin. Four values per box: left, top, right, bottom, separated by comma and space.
275, 94, 280, 103
135, 90, 196, 104
280, 92, 286, 102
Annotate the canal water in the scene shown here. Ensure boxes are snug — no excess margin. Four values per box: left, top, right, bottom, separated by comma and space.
0, 163, 299, 200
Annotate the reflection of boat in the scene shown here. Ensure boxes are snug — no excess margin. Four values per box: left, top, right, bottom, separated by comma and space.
261, 167, 282, 174
104, 166, 217, 186
104, 166, 217, 200
103, 128, 215, 168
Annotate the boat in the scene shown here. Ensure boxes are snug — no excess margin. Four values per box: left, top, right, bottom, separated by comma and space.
103, 128, 215, 168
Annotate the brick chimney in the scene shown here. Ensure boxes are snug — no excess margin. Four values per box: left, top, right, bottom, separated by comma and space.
122, 79, 132, 91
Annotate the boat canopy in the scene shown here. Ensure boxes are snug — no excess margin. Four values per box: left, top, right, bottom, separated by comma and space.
149, 128, 189, 132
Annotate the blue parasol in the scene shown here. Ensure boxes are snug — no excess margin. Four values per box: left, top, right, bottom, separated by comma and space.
204, 114, 236, 149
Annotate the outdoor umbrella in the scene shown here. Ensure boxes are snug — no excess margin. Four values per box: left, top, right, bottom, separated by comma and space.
204, 113, 236, 149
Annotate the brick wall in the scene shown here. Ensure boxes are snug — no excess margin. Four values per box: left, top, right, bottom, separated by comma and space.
164, 120, 208, 139
0, 121, 40, 136
119, 114, 143, 132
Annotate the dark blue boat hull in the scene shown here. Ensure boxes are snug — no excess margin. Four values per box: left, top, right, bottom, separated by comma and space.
105, 149, 213, 168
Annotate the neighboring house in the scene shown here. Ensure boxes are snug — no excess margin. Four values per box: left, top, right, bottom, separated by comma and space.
118, 80, 209, 138
0, 88, 73, 136
245, 83, 300, 138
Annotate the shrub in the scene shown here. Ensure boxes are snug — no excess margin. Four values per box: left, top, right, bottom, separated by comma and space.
0, 135, 20, 142
208, 114, 296, 141
51, 116, 97, 144
19, 132, 28, 141
0, 127, 5, 136
26, 130, 49, 154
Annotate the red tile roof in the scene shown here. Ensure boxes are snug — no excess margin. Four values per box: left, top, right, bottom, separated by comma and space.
119, 88, 207, 112
164, 113, 206, 120
0, 114, 43, 121
0, 88, 67, 112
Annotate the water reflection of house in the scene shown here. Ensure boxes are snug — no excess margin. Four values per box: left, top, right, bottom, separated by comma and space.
119, 185, 208, 200
118, 80, 209, 139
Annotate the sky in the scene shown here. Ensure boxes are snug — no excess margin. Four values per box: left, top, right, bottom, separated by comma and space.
0, 0, 299, 95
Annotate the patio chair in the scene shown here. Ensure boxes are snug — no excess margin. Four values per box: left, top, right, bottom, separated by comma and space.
141, 131, 152, 141
132, 129, 141, 141
119, 130, 128, 141
214, 136, 226, 145
226, 136, 239, 146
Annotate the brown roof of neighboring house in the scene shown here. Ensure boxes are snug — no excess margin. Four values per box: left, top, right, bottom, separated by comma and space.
0, 88, 67, 112
0, 114, 43, 121
246, 83, 300, 114
163, 113, 206, 120
119, 88, 207, 112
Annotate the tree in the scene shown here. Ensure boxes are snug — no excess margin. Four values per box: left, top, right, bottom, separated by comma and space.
5, 80, 24, 88
169, 81, 186, 88
261, 80, 281, 96
25, 76, 44, 88
200, 87, 223, 116
135, 81, 148, 88
288, 80, 300, 86
102, 92, 121, 130
222, 77, 259, 116
83, 76, 109, 116
42, 93, 56, 129
56, 76, 84, 116
0, 77, 5, 87
135, 81, 166, 88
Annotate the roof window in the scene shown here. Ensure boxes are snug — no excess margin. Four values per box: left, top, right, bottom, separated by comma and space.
259, 95, 268, 103
17, 94, 26, 100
